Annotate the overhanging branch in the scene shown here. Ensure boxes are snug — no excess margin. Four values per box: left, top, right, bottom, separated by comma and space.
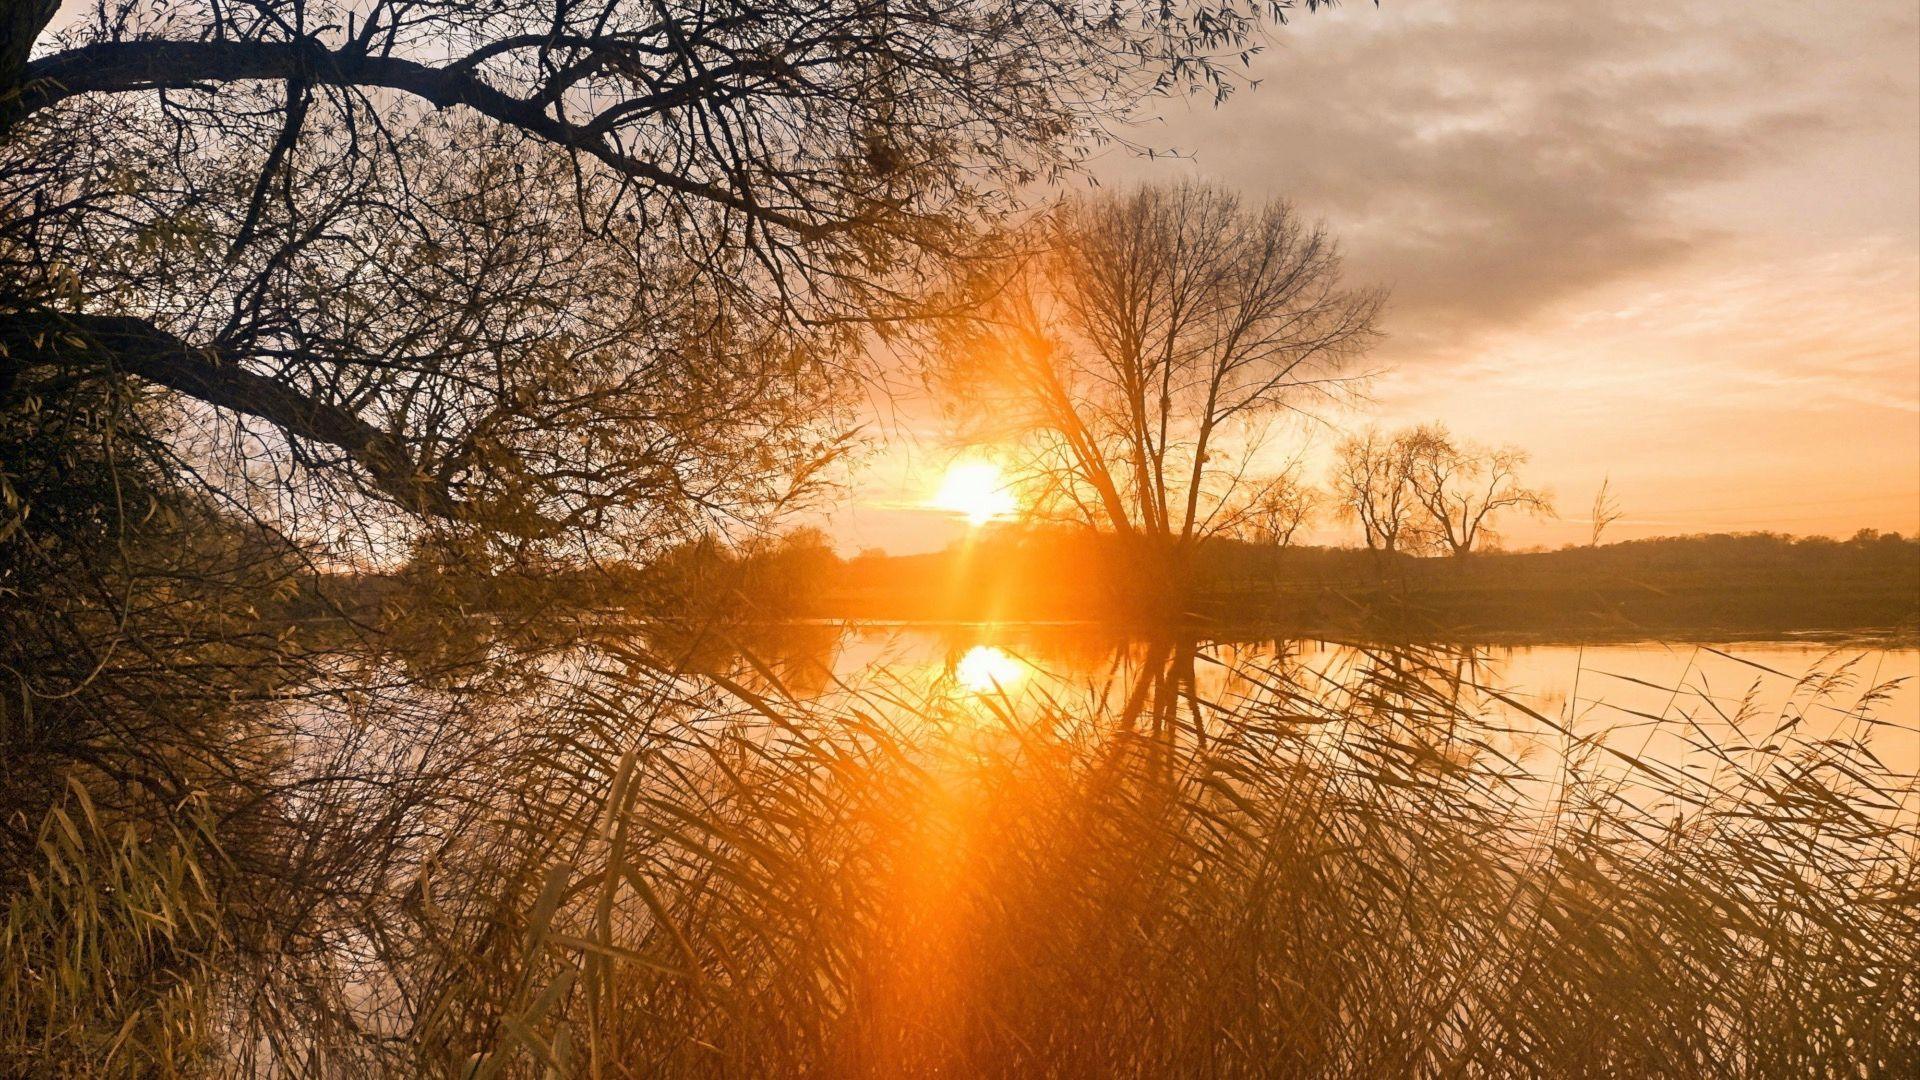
0, 310, 564, 537
16, 37, 826, 238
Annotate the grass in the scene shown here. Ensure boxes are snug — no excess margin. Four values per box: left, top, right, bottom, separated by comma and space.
389, 641, 1919, 1076
1, 784, 225, 1076
5, 639, 1916, 1076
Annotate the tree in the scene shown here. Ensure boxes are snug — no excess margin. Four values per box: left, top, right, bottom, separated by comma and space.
3, 0, 1333, 555
932, 183, 1380, 602
1331, 426, 1425, 555
1231, 460, 1320, 549
1402, 423, 1552, 556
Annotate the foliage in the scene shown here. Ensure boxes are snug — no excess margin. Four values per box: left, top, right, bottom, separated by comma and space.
2, 4, 1911, 1076
0, 787, 226, 1078
2, 0, 1326, 556
640, 526, 843, 620
2, 7, 1351, 1070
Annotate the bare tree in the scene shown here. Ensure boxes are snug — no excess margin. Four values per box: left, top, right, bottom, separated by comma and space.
1331, 426, 1425, 555
1590, 474, 1623, 547
1403, 423, 1552, 556
933, 183, 1380, 598
1231, 460, 1321, 549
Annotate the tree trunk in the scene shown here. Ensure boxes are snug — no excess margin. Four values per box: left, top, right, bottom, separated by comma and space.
0, 1, 58, 133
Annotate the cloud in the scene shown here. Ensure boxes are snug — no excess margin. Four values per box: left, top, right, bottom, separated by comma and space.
1098, 0, 1918, 352
1375, 239, 1918, 414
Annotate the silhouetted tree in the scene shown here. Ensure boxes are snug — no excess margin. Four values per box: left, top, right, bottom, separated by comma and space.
1402, 423, 1551, 556
933, 183, 1379, 604
3, 0, 1333, 555
1332, 426, 1425, 555
1233, 459, 1321, 548
1, 3, 1355, 1067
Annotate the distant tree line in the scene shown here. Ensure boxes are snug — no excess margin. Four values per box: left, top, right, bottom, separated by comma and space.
805, 526, 1919, 632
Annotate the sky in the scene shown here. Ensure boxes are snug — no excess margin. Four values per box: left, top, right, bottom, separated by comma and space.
826, 0, 1920, 555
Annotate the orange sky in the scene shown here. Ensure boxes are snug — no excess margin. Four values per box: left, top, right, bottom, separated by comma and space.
822, 0, 1920, 555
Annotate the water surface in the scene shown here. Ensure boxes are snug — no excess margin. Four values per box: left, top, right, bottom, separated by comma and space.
730, 624, 1920, 784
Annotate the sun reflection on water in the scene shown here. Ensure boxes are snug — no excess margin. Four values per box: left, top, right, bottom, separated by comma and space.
953, 645, 1025, 693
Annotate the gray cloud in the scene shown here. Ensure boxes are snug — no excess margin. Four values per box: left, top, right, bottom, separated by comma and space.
1097, 0, 1917, 353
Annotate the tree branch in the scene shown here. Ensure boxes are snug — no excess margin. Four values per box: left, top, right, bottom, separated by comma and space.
17, 38, 825, 237
0, 309, 564, 537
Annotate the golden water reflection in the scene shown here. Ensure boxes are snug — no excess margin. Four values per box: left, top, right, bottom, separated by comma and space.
952, 644, 1027, 693
707, 624, 1920, 791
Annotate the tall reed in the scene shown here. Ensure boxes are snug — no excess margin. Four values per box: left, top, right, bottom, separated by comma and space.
369, 642, 1919, 1077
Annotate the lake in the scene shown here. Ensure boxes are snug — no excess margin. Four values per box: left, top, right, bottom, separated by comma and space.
718, 624, 1920, 789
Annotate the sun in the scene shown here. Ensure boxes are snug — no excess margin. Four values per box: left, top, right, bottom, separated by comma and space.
932, 461, 1017, 526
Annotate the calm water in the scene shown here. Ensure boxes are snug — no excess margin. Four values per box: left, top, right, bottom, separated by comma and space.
727, 624, 1920, 785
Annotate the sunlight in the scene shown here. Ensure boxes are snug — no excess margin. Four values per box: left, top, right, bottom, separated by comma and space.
954, 645, 1025, 693
932, 461, 1017, 526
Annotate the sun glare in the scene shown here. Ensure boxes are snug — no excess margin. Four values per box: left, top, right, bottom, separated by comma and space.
954, 645, 1025, 693
932, 461, 1017, 526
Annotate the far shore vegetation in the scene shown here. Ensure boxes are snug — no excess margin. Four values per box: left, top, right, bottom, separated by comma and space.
316, 527, 1920, 642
